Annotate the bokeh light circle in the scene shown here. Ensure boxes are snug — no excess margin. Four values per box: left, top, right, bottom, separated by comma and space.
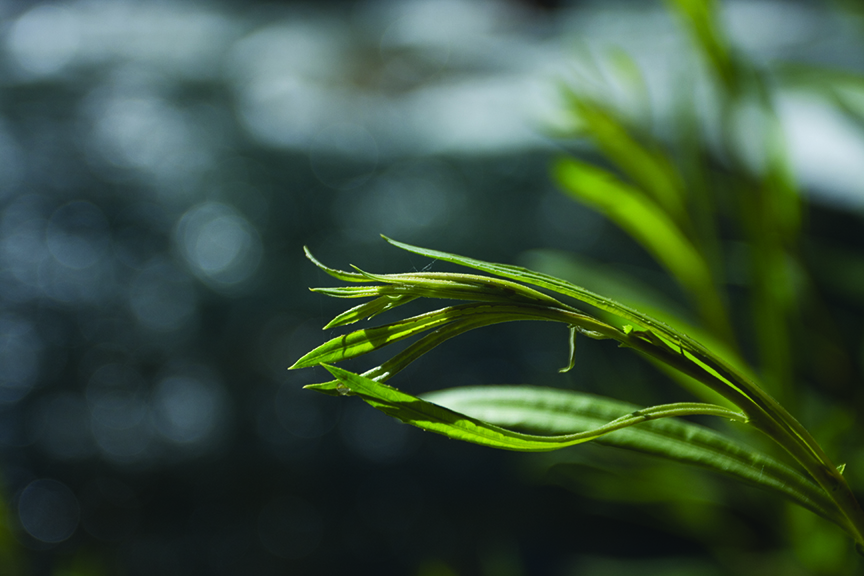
175, 202, 262, 290
18, 479, 80, 543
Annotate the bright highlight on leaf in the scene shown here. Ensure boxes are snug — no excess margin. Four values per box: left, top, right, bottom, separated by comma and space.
290, 238, 864, 550
423, 385, 839, 525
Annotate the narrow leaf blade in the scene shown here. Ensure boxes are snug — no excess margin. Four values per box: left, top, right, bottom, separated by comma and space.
423, 385, 841, 526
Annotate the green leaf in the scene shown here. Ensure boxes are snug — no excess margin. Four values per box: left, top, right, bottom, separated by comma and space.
564, 95, 687, 221
552, 157, 728, 337
666, 0, 736, 92
324, 365, 746, 453
303, 246, 370, 282
290, 302, 608, 371
382, 236, 712, 366
322, 294, 419, 329
347, 267, 571, 309
520, 249, 693, 326
379, 237, 838, 474
290, 305, 477, 369
559, 326, 577, 373
380, 237, 756, 403
521, 248, 750, 406
422, 385, 843, 527
302, 310, 556, 395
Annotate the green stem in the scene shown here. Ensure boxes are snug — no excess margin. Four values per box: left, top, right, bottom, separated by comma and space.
617, 326, 864, 546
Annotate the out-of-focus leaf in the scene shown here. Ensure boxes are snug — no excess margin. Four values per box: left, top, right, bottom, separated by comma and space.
564, 95, 687, 221
552, 157, 728, 338
666, 0, 736, 91
423, 385, 841, 526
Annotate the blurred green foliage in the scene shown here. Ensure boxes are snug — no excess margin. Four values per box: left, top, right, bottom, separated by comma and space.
546, 0, 864, 572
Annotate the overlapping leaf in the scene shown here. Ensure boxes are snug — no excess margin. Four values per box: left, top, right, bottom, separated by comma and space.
291, 239, 864, 546
423, 385, 843, 526
325, 364, 742, 451
376, 237, 840, 483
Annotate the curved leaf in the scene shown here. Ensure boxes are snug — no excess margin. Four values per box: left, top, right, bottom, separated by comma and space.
292, 302, 616, 371
325, 365, 744, 453
379, 236, 820, 461
422, 385, 842, 527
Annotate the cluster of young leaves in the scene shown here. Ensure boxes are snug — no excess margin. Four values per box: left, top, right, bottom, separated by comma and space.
290, 237, 864, 551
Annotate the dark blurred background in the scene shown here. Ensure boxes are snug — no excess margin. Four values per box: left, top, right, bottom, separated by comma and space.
2, 0, 864, 574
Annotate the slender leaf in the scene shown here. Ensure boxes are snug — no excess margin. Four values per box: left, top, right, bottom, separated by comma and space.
301, 311, 544, 396
379, 236, 841, 475
522, 248, 751, 406
381, 237, 759, 401
322, 294, 419, 329
325, 365, 745, 453
291, 305, 480, 369
303, 246, 370, 282
422, 385, 842, 526
553, 157, 729, 340
564, 95, 687, 221
291, 302, 611, 371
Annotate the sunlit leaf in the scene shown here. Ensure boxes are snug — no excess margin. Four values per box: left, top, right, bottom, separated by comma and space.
291, 302, 612, 371
322, 294, 419, 329
379, 236, 835, 474
521, 248, 749, 406
325, 365, 746, 453
423, 385, 843, 526
290, 305, 484, 369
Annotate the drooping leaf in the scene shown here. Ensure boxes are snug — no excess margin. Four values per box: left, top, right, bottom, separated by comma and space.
521, 248, 749, 406
381, 236, 728, 380
422, 385, 843, 527
521, 249, 694, 330
379, 236, 835, 475
325, 365, 745, 453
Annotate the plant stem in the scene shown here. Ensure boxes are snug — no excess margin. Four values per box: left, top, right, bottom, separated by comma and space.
618, 325, 864, 547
